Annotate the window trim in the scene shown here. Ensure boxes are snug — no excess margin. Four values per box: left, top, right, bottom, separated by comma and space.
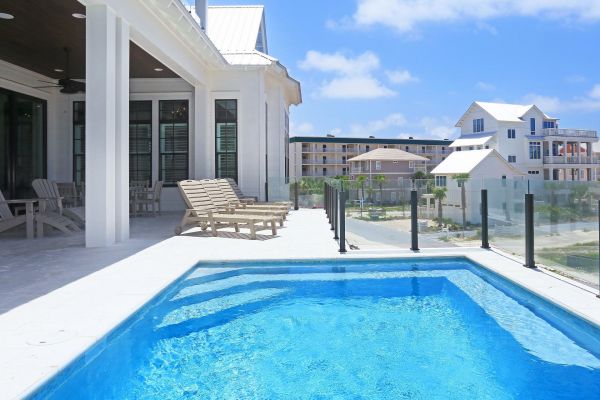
159, 99, 190, 187
214, 99, 238, 182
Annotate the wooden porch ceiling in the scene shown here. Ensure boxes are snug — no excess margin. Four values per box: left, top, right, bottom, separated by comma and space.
0, 0, 179, 80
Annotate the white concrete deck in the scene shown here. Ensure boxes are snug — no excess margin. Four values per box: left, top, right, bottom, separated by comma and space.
1, 208, 599, 399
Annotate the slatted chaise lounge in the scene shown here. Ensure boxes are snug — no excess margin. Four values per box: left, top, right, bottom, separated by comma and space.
200, 179, 287, 223
175, 180, 278, 239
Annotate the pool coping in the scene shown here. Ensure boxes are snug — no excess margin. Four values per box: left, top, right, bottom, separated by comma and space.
2, 245, 600, 399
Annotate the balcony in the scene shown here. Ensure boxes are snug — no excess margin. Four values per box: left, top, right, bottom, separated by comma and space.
543, 155, 598, 164
540, 128, 598, 139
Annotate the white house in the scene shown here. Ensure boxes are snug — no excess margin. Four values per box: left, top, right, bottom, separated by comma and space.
451, 102, 598, 181
0, 0, 301, 247
431, 149, 525, 224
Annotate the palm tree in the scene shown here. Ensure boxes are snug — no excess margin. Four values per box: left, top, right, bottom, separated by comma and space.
374, 174, 386, 207
433, 187, 447, 227
453, 173, 470, 233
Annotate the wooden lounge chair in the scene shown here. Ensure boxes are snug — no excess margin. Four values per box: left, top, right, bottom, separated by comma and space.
223, 178, 293, 208
32, 179, 85, 226
0, 189, 79, 236
200, 179, 287, 223
175, 180, 278, 239
134, 180, 164, 216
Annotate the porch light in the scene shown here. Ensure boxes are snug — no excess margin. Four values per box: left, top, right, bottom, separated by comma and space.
0, 13, 14, 19
154, 68, 164, 72
72, 13, 86, 19
54, 68, 64, 72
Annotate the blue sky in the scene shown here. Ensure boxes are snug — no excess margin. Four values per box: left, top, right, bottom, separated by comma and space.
205, 0, 600, 140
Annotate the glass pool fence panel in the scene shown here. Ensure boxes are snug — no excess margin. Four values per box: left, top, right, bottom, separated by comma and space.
287, 177, 326, 209
531, 179, 600, 289
485, 178, 528, 259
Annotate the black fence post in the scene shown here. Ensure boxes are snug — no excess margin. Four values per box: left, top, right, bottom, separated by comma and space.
597, 200, 600, 298
339, 191, 347, 253
481, 189, 490, 249
294, 181, 299, 211
334, 188, 339, 239
324, 182, 328, 214
524, 193, 536, 268
410, 189, 419, 251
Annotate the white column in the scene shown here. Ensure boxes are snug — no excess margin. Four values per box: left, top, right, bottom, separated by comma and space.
114, 17, 130, 242
563, 140, 567, 164
193, 84, 209, 178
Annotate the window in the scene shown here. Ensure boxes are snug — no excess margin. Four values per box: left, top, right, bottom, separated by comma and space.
322, 144, 327, 151
421, 146, 425, 153
530, 118, 536, 134
405, 146, 409, 151
366, 145, 370, 152
342, 167, 347, 175
408, 161, 415, 169
508, 155, 516, 163
507, 129, 516, 139
529, 141, 541, 159
342, 156, 346, 164
129, 101, 152, 186
322, 168, 327, 176
456, 147, 462, 151
215, 99, 237, 182
435, 176, 447, 187
323, 156, 327, 164
473, 118, 484, 133
160, 100, 189, 185
543, 121, 556, 129
72, 101, 85, 184
528, 170, 540, 175
375, 161, 382, 170
342, 145, 346, 152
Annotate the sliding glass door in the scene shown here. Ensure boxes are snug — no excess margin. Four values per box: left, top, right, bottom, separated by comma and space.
0, 88, 46, 199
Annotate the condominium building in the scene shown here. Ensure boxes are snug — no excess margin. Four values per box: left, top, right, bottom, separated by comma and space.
289, 136, 453, 178
451, 102, 598, 181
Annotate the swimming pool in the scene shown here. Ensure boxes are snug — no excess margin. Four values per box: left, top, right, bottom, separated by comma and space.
29, 258, 600, 399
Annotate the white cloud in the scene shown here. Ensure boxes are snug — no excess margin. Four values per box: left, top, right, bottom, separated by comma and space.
522, 94, 562, 113
290, 121, 315, 135
299, 50, 396, 99
420, 117, 459, 140
346, 113, 407, 136
476, 81, 496, 91
319, 76, 396, 99
342, 0, 600, 34
385, 69, 419, 84
590, 84, 600, 99
523, 86, 600, 113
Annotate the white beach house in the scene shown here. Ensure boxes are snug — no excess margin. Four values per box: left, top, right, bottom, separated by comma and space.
0, 0, 301, 247
450, 102, 598, 181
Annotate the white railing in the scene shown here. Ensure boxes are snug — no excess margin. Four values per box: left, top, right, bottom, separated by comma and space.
543, 156, 598, 164
540, 128, 598, 138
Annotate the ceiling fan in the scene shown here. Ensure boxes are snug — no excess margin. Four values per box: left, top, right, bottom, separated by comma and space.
34, 47, 85, 94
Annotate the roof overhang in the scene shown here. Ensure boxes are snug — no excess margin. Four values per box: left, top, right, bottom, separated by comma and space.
449, 135, 494, 148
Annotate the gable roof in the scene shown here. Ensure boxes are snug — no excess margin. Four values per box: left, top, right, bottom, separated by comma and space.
207, 6, 266, 54
348, 148, 428, 162
431, 149, 521, 175
455, 101, 558, 127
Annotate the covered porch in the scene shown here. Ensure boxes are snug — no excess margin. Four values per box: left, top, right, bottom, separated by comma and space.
0, 0, 219, 247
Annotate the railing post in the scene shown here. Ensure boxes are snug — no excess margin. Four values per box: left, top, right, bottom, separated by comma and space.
330, 185, 335, 231
597, 200, 600, 298
410, 189, 419, 251
481, 189, 490, 249
324, 182, 328, 214
294, 181, 299, 211
334, 187, 339, 239
524, 193, 536, 268
339, 190, 346, 253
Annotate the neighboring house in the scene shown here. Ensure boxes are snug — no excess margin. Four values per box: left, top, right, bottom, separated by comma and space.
0, 0, 301, 247
452, 102, 598, 181
431, 149, 525, 223
289, 136, 452, 178
348, 148, 428, 204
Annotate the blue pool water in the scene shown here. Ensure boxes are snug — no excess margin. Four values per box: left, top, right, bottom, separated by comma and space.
30, 258, 600, 399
